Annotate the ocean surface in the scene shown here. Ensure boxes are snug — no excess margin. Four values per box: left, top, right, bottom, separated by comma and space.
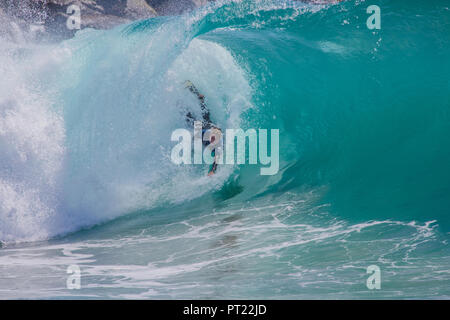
0, 0, 449, 299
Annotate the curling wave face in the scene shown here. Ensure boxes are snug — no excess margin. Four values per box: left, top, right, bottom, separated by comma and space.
0, 0, 449, 299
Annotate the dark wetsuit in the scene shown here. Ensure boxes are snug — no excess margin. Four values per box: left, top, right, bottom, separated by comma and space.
185, 82, 219, 174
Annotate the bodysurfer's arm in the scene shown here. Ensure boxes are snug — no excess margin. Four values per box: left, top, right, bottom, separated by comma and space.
208, 161, 218, 176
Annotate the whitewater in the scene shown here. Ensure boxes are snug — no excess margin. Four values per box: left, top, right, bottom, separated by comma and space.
0, 0, 449, 299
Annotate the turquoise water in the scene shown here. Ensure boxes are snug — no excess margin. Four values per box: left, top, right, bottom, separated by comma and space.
0, 0, 449, 299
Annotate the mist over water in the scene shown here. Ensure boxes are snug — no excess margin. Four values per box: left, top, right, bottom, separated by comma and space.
0, 0, 449, 298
